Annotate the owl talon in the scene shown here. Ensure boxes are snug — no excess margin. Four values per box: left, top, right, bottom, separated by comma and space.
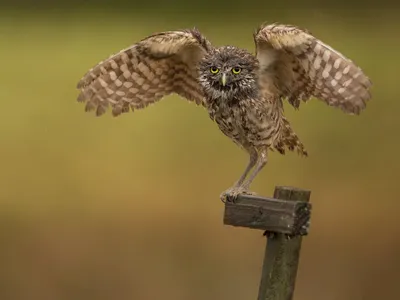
220, 187, 256, 203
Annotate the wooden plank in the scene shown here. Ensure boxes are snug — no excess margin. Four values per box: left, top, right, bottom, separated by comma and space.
223, 192, 311, 236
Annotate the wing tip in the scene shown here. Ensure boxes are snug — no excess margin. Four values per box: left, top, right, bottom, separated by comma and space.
341, 92, 372, 115
77, 91, 86, 102
76, 79, 85, 89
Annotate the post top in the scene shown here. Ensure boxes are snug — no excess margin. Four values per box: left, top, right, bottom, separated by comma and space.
273, 186, 311, 202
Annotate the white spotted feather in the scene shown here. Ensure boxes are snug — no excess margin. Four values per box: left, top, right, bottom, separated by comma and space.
254, 23, 372, 114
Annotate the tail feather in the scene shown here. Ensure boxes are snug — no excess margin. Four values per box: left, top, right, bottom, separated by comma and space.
273, 118, 308, 156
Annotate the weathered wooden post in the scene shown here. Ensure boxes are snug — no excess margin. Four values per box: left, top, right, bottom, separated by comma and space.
224, 186, 312, 300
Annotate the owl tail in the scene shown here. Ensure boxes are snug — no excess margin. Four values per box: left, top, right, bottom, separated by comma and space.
274, 117, 308, 157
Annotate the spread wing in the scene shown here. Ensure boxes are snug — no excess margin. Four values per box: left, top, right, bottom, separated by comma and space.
76, 29, 212, 116
254, 23, 372, 114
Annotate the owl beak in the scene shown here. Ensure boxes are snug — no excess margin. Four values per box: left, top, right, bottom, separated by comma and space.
221, 73, 227, 86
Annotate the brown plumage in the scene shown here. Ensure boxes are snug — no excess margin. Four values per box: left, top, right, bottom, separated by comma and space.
77, 29, 211, 116
76, 23, 372, 201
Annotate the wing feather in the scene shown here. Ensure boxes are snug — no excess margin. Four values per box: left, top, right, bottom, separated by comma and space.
254, 23, 372, 114
77, 29, 212, 116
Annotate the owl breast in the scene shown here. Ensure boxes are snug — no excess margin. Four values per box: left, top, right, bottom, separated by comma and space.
206, 95, 281, 149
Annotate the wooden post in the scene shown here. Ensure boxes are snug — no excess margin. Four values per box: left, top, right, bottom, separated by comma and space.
223, 186, 312, 300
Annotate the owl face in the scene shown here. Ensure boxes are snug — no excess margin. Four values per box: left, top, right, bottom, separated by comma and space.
198, 46, 259, 101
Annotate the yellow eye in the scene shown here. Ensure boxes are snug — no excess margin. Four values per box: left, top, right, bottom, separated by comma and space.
210, 67, 219, 74
232, 67, 241, 74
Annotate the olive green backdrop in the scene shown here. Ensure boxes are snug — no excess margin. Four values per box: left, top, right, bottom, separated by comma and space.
1, 2, 399, 300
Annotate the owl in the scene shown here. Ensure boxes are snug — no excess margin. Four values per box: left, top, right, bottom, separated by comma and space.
76, 23, 372, 202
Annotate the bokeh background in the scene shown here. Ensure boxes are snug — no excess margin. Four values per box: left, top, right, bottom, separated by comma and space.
1, 1, 399, 299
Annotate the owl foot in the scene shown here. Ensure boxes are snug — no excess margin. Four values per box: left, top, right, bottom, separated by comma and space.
220, 186, 256, 203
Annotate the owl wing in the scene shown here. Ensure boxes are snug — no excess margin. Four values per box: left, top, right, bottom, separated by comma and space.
77, 29, 212, 116
254, 23, 372, 114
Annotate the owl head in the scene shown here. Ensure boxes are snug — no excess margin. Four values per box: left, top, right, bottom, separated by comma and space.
198, 46, 259, 101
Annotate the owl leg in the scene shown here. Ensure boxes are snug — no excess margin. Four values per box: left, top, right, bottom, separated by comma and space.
241, 148, 268, 190
234, 148, 258, 187
220, 148, 258, 202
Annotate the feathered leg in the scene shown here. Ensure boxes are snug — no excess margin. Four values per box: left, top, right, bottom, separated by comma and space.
220, 148, 258, 202
240, 148, 268, 190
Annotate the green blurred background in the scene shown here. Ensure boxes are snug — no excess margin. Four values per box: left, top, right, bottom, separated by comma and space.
1, 1, 399, 299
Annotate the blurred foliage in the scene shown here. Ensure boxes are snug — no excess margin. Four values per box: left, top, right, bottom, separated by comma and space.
0, 3, 399, 300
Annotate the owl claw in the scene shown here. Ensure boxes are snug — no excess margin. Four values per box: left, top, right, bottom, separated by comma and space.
220, 187, 256, 203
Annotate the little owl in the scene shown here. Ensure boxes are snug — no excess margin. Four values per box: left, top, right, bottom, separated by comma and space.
76, 23, 372, 202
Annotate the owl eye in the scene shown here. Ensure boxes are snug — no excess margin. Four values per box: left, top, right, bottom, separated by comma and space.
232, 67, 242, 74
210, 67, 219, 74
